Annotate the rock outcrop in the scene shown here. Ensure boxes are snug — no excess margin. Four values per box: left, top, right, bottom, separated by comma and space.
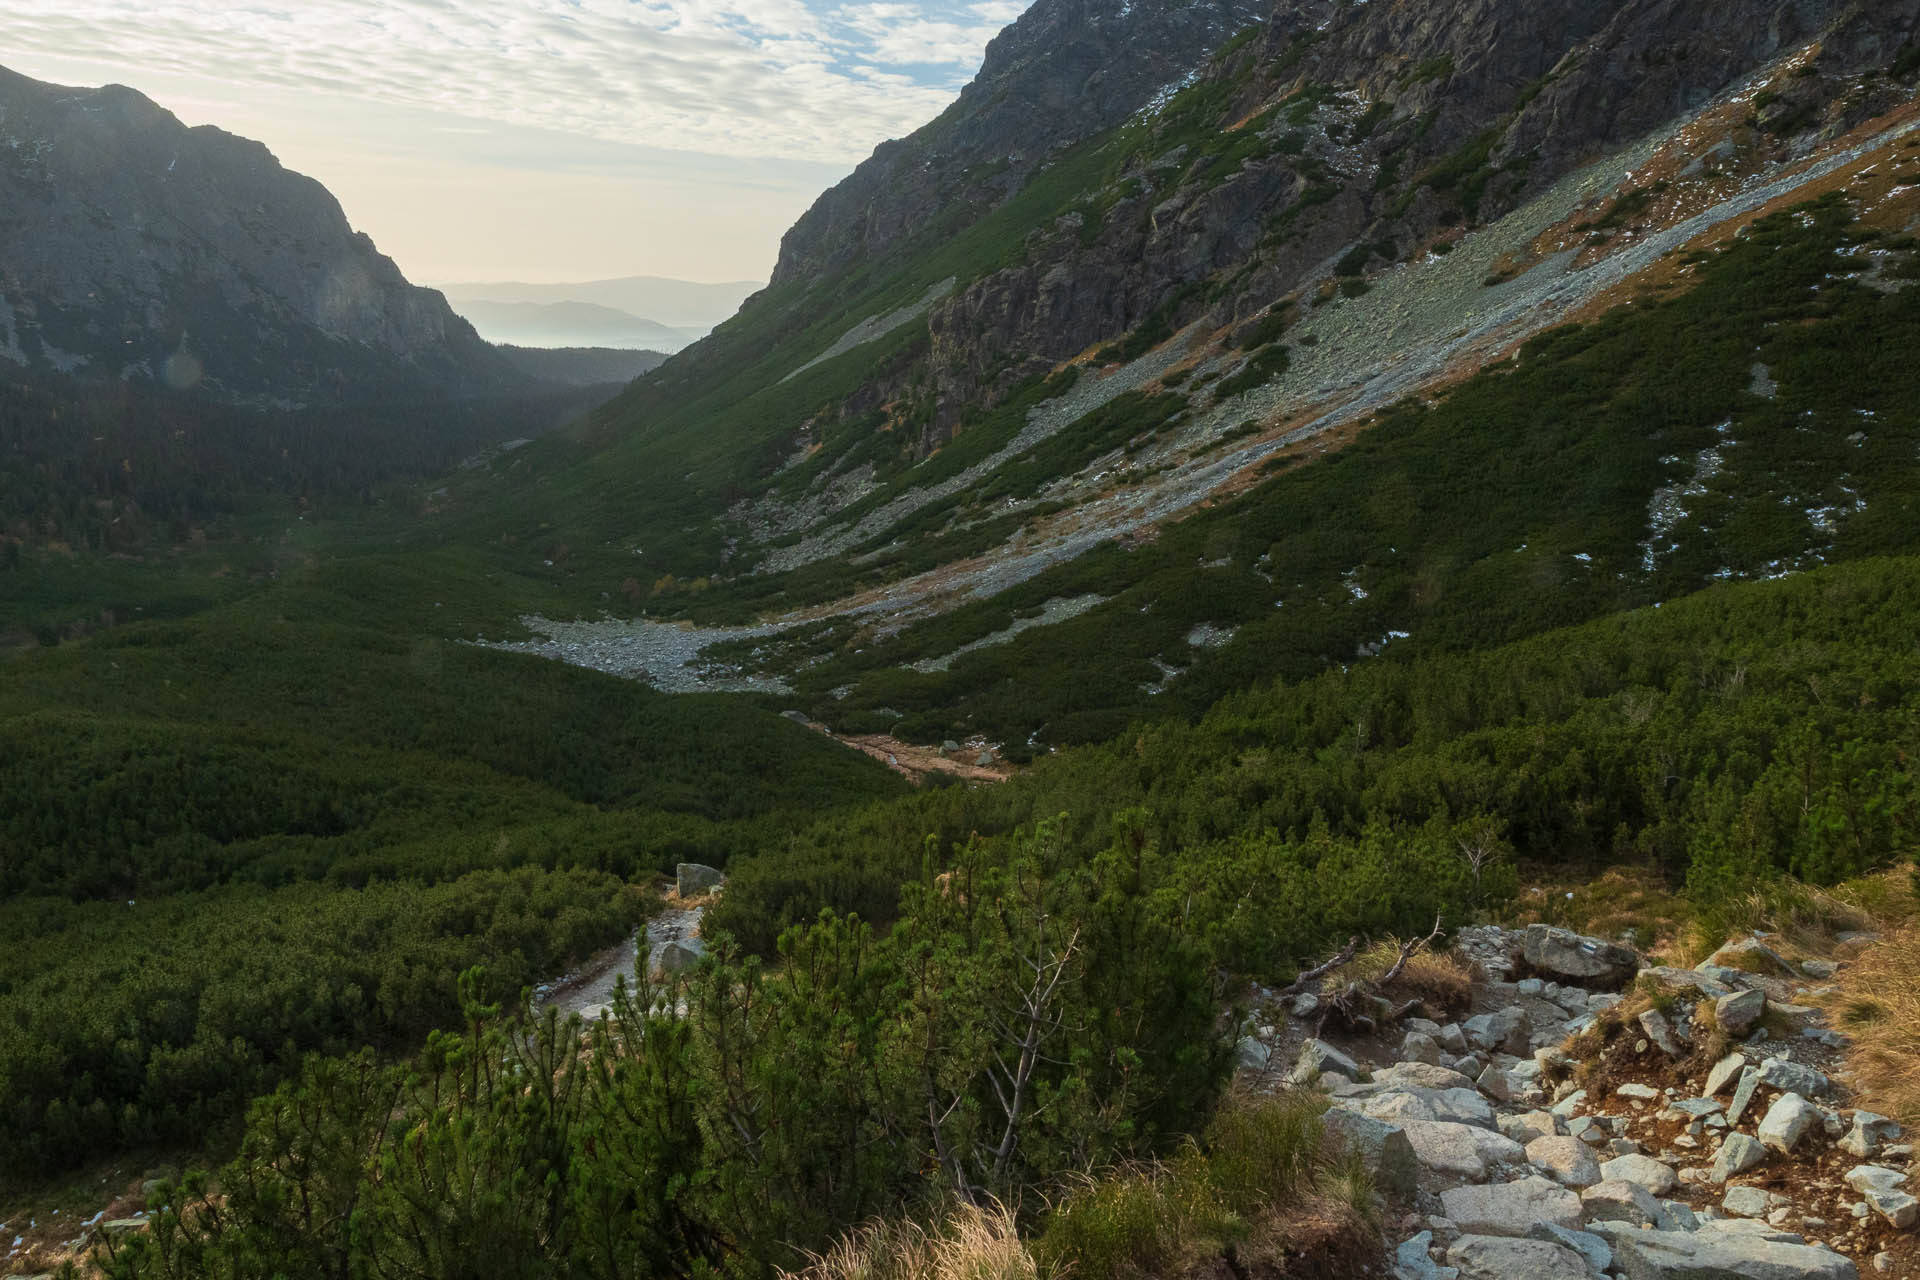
1238, 922, 1906, 1280
769, 0, 1271, 289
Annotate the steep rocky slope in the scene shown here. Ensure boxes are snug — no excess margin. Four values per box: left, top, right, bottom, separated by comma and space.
770, 0, 1272, 288
0, 66, 520, 405
438, 0, 1920, 749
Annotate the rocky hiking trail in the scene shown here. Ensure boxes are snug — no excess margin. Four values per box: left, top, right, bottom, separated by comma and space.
1234, 922, 1916, 1280
534, 862, 723, 1024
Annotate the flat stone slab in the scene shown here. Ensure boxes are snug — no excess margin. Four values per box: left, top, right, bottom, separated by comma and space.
1357, 1085, 1496, 1129
1448, 1234, 1589, 1280
1608, 1227, 1857, 1280
1440, 1174, 1584, 1237
1397, 1119, 1526, 1182
1528, 1135, 1603, 1188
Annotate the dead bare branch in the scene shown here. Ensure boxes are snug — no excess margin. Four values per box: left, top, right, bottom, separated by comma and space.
1276, 935, 1361, 997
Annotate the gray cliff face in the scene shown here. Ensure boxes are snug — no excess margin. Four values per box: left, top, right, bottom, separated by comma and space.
905, 0, 1920, 435
768, 0, 1272, 287
0, 66, 519, 403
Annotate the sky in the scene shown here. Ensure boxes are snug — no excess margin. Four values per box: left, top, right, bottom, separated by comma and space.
3, 0, 1030, 284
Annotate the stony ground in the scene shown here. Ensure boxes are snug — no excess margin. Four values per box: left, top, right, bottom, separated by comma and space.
1233, 923, 1914, 1280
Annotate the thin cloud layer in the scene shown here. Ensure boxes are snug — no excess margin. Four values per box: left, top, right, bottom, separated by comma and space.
7, 0, 1027, 164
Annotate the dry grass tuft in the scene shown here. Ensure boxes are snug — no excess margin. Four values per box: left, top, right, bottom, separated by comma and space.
1704, 881, 1875, 956
1831, 920, 1920, 1127
785, 1201, 1044, 1280
1512, 868, 1698, 963
1332, 939, 1473, 1015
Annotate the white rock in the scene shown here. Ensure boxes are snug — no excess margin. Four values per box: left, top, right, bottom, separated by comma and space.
1377, 1062, 1481, 1092
1499, 1110, 1560, 1145
1757, 1057, 1831, 1098
1844, 1167, 1919, 1230
1758, 1093, 1821, 1155
1839, 1112, 1901, 1160
1530, 1222, 1613, 1274
1359, 1086, 1496, 1129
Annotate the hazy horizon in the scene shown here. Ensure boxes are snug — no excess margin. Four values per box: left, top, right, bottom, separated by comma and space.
4, 0, 1030, 284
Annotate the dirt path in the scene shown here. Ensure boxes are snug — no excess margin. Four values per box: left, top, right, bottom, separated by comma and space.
535, 905, 704, 1024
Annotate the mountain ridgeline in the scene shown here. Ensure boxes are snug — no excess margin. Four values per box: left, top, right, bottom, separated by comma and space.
0, 66, 519, 406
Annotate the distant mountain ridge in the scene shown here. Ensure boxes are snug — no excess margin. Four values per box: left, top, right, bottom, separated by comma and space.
438, 276, 760, 333
452, 299, 700, 351
0, 65, 520, 405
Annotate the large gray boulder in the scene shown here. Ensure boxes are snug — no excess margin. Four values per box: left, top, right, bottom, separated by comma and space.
1527, 1135, 1603, 1188
1398, 1120, 1526, 1182
1376, 1062, 1480, 1092
1321, 1107, 1419, 1198
1523, 924, 1642, 989
1440, 1175, 1583, 1237
1500, 1109, 1560, 1145
1601, 1152, 1679, 1196
1606, 1228, 1857, 1280
1704, 936, 1798, 977
1290, 1037, 1363, 1084
649, 937, 708, 976
675, 862, 725, 897
1358, 1086, 1496, 1129
1463, 1007, 1531, 1055
1582, 1179, 1676, 1229
1448, 1234, 1589, 1280
1530, 1223, 1612, 1274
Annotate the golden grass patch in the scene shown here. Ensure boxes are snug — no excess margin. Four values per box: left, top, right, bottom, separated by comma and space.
1831, 920, 1920, 1127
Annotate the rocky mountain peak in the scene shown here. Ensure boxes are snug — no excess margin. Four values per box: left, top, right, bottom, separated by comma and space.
768, 0, 1270, 287
0, 65, 519, 405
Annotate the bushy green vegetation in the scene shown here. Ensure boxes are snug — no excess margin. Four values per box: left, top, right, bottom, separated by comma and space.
0, 869, 641, 1176
797, 194, 1920, 745
0, 580, 906, 1178
100, 826, 1227, 1278
710, 554, 1920, 965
